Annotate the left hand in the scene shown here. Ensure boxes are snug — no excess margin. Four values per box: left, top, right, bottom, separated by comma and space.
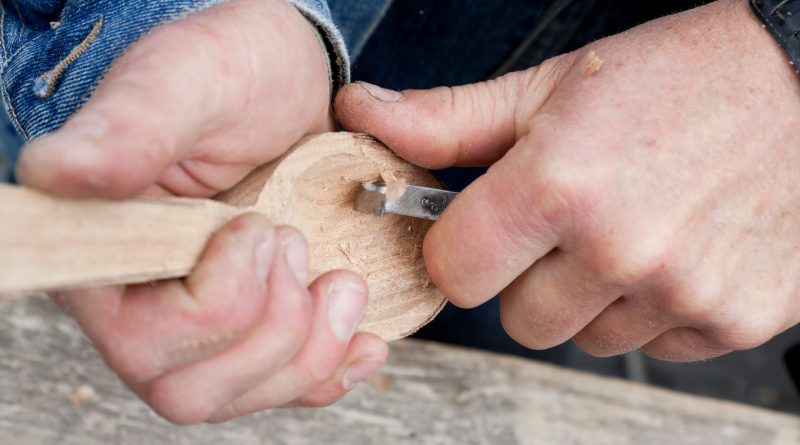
335, 0, 800, 361
15, 0, 387, 424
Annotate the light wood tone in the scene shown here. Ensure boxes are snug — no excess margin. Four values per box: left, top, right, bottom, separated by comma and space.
0, 132, 446, 341
0, 187, 245, 293
2, 296, 799, 445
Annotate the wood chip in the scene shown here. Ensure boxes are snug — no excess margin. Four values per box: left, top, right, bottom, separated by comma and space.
580, 50, 604, 76
381, 171, 407, 203
368, 372, 391, 391
66, 384, 95, 405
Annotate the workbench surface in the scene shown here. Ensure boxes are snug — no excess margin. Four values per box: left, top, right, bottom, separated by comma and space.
1, 296, 798, 445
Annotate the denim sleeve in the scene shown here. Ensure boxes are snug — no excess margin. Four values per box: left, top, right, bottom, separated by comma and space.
0, 0, 349, 142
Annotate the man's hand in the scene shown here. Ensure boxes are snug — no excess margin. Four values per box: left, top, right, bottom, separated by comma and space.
16, 0, 386, 423
335, 0, 800, 361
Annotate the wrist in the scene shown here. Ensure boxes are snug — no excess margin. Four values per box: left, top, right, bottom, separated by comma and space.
748, 0, 800, 74
719, 0, 800, 86
274, 0, 335, 132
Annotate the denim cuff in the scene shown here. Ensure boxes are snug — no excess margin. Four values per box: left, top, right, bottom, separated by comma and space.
289, 0, 350, 97
0, 0, 347, 142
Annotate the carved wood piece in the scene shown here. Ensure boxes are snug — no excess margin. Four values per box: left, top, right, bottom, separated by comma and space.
0, 132, 446, 341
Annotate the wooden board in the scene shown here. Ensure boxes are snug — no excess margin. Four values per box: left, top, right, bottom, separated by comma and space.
1, 296, 798, 445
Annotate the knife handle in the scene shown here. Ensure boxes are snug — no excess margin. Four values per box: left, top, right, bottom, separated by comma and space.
0, 184, 245, 297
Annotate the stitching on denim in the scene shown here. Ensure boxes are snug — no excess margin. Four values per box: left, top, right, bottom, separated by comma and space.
350, 0, 393, 61
8, 0, 24, 46
0, 3, 8, 60
2, 82, 27, 140
33, 16, 103, 99
73, 0, 225, 111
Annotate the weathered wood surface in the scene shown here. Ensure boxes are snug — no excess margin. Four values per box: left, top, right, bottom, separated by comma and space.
1, 296, 798, 445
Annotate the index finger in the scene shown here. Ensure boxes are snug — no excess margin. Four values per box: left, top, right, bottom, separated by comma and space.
423, 138, 564, 307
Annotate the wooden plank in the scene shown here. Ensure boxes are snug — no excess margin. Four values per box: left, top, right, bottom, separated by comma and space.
1, 295, 798, 445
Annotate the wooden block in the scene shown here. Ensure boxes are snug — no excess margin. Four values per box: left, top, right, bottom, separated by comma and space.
0, 132, 446, 341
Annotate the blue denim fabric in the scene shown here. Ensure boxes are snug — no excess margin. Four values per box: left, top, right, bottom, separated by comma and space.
0, 0, 346, 142
0, 107, 21, 182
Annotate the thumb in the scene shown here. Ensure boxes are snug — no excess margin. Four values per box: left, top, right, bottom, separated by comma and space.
15, 6, 245, 199
334, 60, 569, 169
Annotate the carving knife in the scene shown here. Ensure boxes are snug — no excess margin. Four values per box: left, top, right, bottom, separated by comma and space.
354, 181, 458, 220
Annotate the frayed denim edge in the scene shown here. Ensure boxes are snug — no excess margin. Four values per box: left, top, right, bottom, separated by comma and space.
288, 0, 351, 96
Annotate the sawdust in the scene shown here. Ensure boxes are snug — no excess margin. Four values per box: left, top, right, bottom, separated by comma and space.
368, 372, 391, 391
66, 384, 95, 405
580, 50, 604, 76
421, 276, 432, 289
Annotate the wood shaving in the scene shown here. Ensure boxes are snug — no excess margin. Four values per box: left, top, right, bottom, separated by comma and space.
338, 242, 358, 264
368, 372, 391, 391
381, 171, 407, 203
421, 276, 432, 289
66, 384, 95, 405
580, 50, 604, 76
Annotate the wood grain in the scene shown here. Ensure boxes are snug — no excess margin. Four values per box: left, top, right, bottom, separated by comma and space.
0, 186, 243, 293
217, 132, 446, 339
0, 132, 446, 341
1, 296, 798, 445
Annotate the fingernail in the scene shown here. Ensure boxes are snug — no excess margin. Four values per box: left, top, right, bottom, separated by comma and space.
327, 281, 367, 342
282, 235, 309, 284
254, 238, 272, 286
343, 359, 381, 390
358, 82, 403, 102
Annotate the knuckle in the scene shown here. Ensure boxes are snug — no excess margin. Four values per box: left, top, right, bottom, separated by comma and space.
303, 359, 338, 388
662, 290, 721, 326
591, 237, 672, 288
498, 295, 560, 350
528, 158, 584, 224
295, 390, 343, 408
713, 317, 776, 351
521, 152, 597, 237
145, 380, 213, 425
641, 328, 729, 362
572, 329, 636, 358
190, 293, 259, 335
94, 335, 163, 384
422, 238, 480, 308
195, 285, 263, 329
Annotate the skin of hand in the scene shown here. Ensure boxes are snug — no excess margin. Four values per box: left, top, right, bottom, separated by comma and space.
15, 0, 387, 424
335, 0, 800, 362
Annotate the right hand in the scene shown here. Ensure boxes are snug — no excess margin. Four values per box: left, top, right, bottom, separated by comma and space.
16, 0, 387, 424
